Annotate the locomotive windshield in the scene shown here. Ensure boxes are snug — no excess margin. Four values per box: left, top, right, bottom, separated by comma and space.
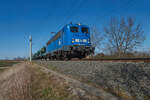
70, 27, 79, 33
82, 27, 88, 33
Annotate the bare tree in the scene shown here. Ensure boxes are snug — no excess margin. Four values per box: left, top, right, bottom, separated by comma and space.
104, 17, 145, 56
91, 26, 104, 53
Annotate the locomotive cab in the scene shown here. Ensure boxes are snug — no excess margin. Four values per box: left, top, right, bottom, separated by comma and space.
64, 24, 94, 58
69, 24, 91, 46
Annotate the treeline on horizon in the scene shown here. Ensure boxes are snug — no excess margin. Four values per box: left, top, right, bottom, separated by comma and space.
91, 17, 150, 58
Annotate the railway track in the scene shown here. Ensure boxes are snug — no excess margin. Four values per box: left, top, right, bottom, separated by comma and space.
37, 57, 150, 62
79, 57, 150, 62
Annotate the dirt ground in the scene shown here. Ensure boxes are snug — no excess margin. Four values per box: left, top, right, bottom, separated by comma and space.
0, 63, 26, 100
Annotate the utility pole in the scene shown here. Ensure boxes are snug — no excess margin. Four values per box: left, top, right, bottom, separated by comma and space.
29, 36, 32, 62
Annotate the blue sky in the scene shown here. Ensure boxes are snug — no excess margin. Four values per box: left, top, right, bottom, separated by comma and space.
0, 0, 150, 59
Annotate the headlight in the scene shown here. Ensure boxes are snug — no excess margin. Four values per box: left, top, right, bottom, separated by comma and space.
75, 39, 79, 42
83, 39, 87, 42
72, 39, 75, 43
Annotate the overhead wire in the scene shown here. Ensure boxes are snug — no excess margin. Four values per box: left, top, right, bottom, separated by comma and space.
55, 0, 78, 30
57, 0, 136, 30
56, 0, 86, 30
71, 0, 90, 24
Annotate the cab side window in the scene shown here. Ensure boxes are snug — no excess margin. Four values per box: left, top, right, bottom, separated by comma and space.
70, 27, 79, 33
82, 27, 88, 33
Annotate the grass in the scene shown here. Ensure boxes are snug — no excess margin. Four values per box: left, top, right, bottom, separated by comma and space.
2, 63, 77, 100
41, 87, 68, 100
0, 60, 19, 67
144, 95, 150, 100
0, 60, 19, 73
30, 65, 72, 100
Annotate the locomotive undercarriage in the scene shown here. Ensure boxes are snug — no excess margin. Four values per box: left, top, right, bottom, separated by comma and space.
45, 46, 94, 60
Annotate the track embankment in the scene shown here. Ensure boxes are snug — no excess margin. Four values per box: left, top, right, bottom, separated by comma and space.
1, 61, 150, 100
36, 61, 150, 100
35, 62, 119, 100
0, 62, 111, 100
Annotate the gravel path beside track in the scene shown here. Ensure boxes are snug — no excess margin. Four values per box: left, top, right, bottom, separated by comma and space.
37, 61, 150, 100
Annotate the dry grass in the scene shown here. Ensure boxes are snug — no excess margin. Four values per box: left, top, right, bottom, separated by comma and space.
2, 66, 33, 100
30, 64, 76, 100
0, 69, 5, 73
0, 60, 19, 67
1, 63, 77, 100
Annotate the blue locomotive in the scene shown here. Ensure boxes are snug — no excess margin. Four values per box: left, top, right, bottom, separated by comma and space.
34, 23, 95, 60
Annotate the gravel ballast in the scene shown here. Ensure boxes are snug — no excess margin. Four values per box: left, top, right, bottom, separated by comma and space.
36, 61, 150, 100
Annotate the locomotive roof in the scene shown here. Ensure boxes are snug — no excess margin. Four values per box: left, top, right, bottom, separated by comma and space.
66, 24, 89, 28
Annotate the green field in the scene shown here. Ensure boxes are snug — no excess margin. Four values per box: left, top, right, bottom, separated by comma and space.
0, 60, 19, 67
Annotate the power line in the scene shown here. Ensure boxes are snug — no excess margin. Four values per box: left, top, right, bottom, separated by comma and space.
55, 0, 77, 30
56, 0, 87, 30
71, 0, 90, 24
57, 0, 135, 30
